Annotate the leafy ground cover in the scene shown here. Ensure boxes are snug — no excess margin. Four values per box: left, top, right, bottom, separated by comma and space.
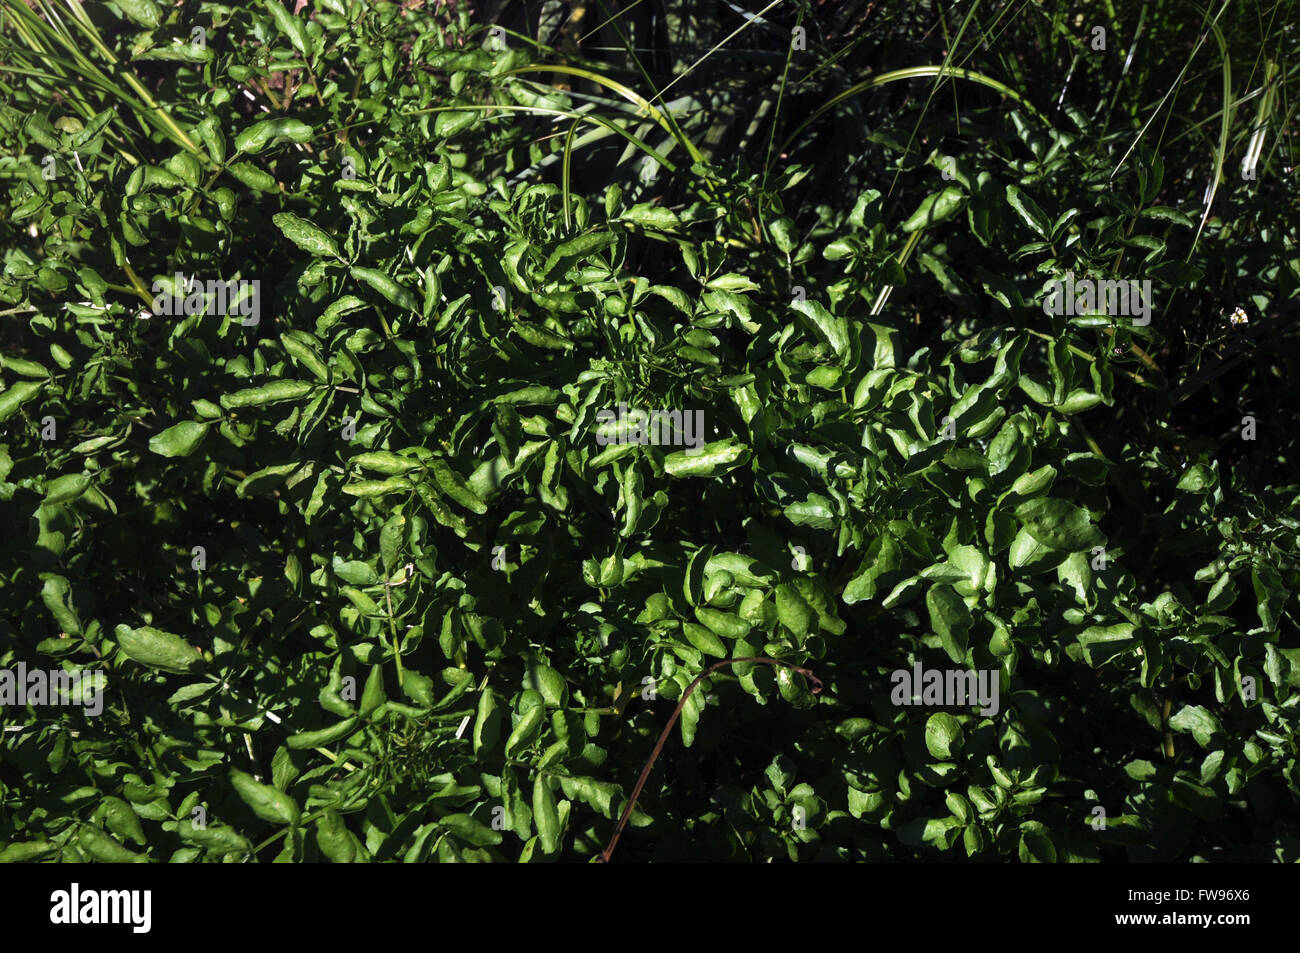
1, 0, 1298, 862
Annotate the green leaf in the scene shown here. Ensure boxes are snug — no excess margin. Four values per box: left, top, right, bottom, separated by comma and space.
265, 0, 310, 57
286, 716, 359, 749
235, 118, 313, 155
681, 621, 728, 657
925, 712, 963, 760
663, 439, 750, 478
1009, 464, 1057, 498
473, 689, 501, 755
439, 813, 502, 847
532, 774, 560, 854
116, 0, 163, 29
694, 606, 752, 640
926, 585, 971, 663
114, 624, 201, 674
342, 477, 413, 497
558, 776, 621, 818
220, 380, 315, 409
273, 212, 342, 259
314, 810, 355, 862
1076, 623, 1137, 666
236, 464, 299, 498
505, 704, 545, 757
902, 187, 966, 232
350, 450, 420, 475
350, 266, 418, 311
430, 459, 488, 513
230, 769, 301, 826
1008, 526, 1058, 571
40, 574, 82, 635
1168, 705, 1221, 747
542, 231, 616, 281
43, 473, 91, 505
0, 381, 45, 422
332, 557, 378, 586
100, 796, 146, 846
786, 496, 838, 530
1018, 822, 1057, 862
1014, 498, 1104, 551
359, 664, 386, 717
281, 332, 330, 382
775, 583, 814, 639
78, 825, 146, 863
528, 662, 568, 707
1005, 185, 1051, 238
791, 299, 850, 363
178, 824, 252, 857
401, 669, 438, 708
1252, 562, 1285, 632
621, 204, 680, 229
1176, 464, 1215, 493
0, 842, 56, 863
769, 218, 796, 253
434, 111, 477, 138
1140, 206, 1195, 228
1057, 390, 1104, 414
227, 161, 277, 192
0, 355, 49, 378
148, 421, 209, 458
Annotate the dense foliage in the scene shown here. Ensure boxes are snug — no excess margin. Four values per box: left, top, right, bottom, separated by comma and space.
1, 0, 1298, 863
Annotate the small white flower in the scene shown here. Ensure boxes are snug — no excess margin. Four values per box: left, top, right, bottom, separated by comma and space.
1228, 307, 1249, 326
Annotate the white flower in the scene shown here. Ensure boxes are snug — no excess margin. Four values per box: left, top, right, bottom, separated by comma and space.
1228, 307, 1249, 326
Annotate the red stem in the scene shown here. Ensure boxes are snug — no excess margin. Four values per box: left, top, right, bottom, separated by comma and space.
596, 657, 823, 863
